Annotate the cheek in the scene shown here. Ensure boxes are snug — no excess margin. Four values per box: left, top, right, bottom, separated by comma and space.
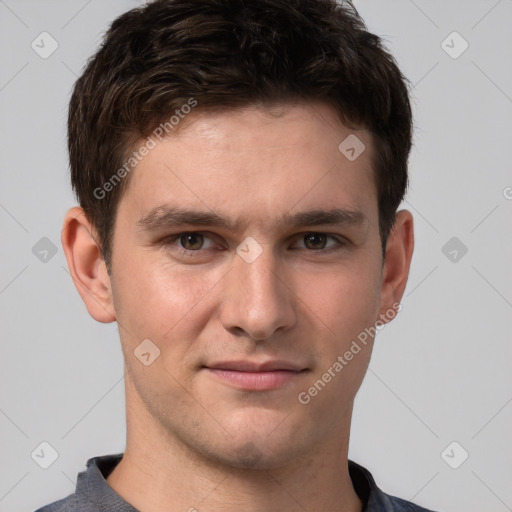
297, 258, 381, 343
111, 252, 221, 345
295, 265, 379, 416
111, 261, 216, 401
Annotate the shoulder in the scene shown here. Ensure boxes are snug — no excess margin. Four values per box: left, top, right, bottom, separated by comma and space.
33, 453, 125, 512
348, 460, 439, 512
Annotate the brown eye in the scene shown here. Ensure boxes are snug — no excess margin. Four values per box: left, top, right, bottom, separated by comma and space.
294, 232, 344, 252
161, 232, 217, 255
303, 233, 328, 250
180, 233, 204, 250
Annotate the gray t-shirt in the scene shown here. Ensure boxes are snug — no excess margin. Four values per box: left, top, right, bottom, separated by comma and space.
34, 453, 437, 511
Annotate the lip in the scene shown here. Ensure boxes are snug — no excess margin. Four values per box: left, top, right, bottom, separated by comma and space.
206, 360, 304, 372
203, 360, 308, 391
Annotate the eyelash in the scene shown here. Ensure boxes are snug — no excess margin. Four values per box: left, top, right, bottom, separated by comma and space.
160, 231, 347, 256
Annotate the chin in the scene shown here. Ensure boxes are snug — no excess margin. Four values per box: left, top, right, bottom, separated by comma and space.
198, 429, 309, 471
206, 408, 313, 468
227, 441, 271, 469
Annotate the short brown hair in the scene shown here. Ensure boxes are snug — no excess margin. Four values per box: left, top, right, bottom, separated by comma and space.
68, 0, 413, 271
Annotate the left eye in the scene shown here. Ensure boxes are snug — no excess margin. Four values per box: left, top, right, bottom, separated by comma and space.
295, 233, 342, 250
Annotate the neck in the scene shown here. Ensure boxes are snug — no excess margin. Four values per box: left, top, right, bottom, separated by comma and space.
106, 376, 363, 512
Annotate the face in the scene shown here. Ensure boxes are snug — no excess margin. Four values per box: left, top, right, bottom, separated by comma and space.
108, 102, 386, 469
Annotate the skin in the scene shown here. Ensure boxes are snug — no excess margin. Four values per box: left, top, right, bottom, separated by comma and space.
62, 101, 414, 512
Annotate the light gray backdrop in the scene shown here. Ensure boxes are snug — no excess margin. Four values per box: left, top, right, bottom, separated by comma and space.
1, 1, 511, 511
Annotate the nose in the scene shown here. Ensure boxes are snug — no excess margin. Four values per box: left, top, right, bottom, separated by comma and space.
219, 244, 297, 341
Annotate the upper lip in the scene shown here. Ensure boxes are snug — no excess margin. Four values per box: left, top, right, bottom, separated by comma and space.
204, 360, 305, 372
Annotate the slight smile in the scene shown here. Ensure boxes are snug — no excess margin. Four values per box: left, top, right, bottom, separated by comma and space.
203, 360, 309, 391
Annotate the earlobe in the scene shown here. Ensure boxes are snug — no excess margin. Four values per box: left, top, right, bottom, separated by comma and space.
61, 206, 116, 323
378, 209, 414, 322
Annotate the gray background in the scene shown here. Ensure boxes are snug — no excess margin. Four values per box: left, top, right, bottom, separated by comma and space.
0, 1, 511, 511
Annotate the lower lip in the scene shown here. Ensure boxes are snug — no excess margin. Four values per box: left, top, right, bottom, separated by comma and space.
204, 368, 304, 391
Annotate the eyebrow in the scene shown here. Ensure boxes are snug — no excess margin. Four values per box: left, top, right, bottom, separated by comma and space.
136, 205, 367, 232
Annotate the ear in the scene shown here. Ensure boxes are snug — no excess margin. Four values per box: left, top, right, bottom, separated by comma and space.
61, 206, 116, 323
378, 209, 414, 323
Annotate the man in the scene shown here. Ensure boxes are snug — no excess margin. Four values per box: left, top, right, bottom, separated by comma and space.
36, 0, 435, 510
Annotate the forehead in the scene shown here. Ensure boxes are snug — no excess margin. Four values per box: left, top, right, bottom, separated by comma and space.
118, 102, 377, 229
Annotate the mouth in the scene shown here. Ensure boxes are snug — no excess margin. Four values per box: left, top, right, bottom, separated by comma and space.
202, 360, 309, 391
